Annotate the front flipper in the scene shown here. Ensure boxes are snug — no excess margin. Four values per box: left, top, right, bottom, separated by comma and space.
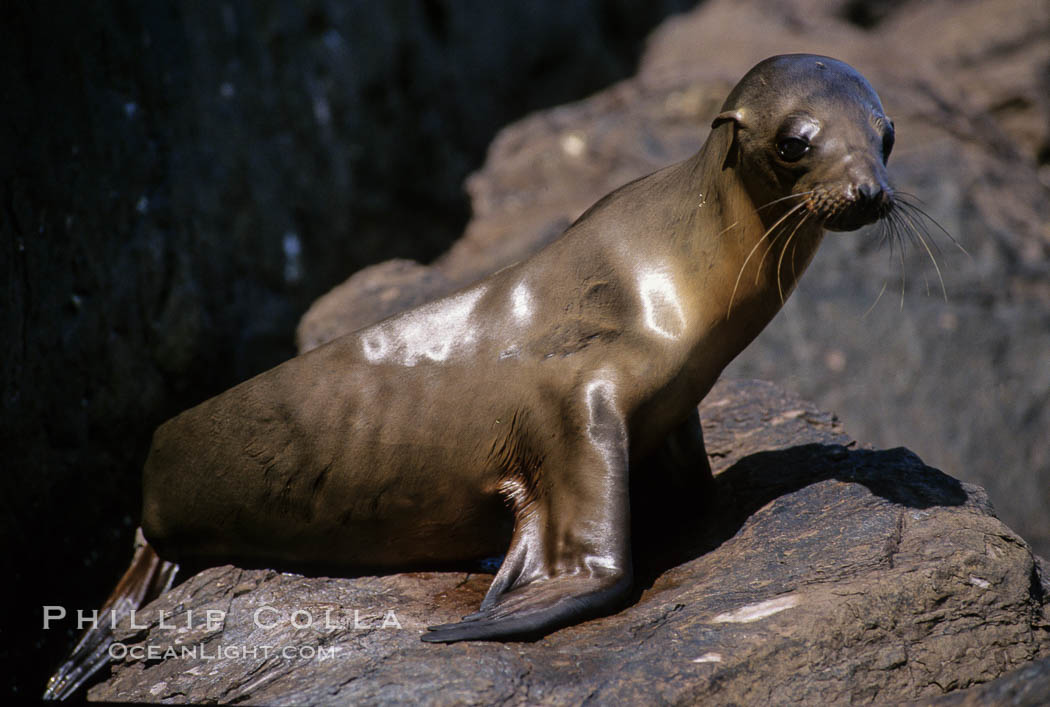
422, 572, 630, 642
424, 376, 633, 643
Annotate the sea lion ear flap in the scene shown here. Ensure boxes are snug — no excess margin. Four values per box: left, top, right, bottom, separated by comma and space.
711, 109, 745, 170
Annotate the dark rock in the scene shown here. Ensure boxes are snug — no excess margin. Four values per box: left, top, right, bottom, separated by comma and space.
89, 380, 1050, 704
923, 655, 1050, 706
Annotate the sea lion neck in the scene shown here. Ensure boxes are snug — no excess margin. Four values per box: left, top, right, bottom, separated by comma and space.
675, 132, 827, 325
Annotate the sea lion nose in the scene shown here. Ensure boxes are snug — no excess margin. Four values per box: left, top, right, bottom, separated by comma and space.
855, 178, 893, 216
857, 182, 883, 204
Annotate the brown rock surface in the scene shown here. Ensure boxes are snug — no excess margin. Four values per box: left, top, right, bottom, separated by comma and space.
90, 380, 1049, 704
923, 654, 1050, 706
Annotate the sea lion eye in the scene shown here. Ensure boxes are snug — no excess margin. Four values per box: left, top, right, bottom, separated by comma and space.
777, 137, 809, 162
881, 128, 895, 163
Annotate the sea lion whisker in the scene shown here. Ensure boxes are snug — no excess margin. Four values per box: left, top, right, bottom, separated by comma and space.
898, 235, 907, 310
716, 221, 740, 238
893, 190, 938, 212
895, 195, 969, 258
895, 202, 948, 301
755, 190, 816, 213
789, 229, 801, 284
890, 210, 933, 297
878, 213, 899, 257
882, 209, 913, 300
733, 201, 806, 305
886, 203, 942, 301
891, 210, 915, 259
754, 204, 808, 286
874, 214, 898, 256
881, 208, 906, 257
861, 280, 889, 319
894, 201, 943, 256
727, 201, 807, 318
776, 210, 812, 303
881, 208, 908, 310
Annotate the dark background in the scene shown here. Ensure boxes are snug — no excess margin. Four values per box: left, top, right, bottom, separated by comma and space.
2, 0, 697, 699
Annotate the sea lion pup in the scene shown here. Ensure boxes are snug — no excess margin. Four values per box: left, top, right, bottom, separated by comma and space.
47, 53, 899, 696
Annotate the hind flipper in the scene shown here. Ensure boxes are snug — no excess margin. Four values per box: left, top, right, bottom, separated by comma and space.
43, 529, 177, 701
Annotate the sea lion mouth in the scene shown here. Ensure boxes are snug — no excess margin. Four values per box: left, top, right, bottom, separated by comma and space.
823, 209, 884, 232
807, 183, 894, 232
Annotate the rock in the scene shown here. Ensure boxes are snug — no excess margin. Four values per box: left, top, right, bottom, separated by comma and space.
923, 656, 1050, 707
89, 380, 1050, 704
298, 0, 1050, 563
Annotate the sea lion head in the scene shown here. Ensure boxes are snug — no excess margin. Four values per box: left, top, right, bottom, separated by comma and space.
712, 54, 895, 232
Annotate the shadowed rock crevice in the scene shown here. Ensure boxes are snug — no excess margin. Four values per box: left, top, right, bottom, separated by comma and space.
632, 441, 970, 590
